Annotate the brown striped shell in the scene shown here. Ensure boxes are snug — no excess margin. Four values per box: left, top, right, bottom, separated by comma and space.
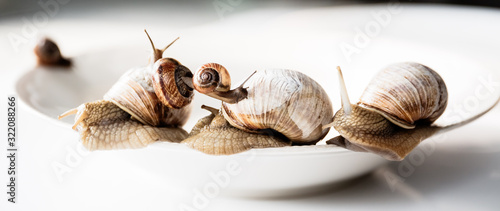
104, 59, 193, 127
193, 63, 231, 94
358, 62, 448, 129
193, 63, 334, 145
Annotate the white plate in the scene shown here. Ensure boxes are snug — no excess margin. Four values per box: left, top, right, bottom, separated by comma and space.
14, 5, 500, 198
15, 46, 388, 197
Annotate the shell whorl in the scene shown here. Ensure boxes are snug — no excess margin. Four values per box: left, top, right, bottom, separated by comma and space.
221, 69, 333, 144
359, 62, 448, 129
152, 58, 194, 109
104, 61, 192, 127
193, 63, 231, 94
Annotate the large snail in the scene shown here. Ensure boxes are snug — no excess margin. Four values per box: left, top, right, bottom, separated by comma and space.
59, 30, 194, 150
183, 63, 334, 155
326, 62, 500, 161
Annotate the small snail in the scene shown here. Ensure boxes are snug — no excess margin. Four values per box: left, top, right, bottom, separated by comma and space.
185, 63, 334, 154
34, 37, 71, 67
326, 63, 500, 161
59, 30, 194, 150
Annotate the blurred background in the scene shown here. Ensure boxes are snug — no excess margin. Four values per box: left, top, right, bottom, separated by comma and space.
2, 0, 500, 56
2, 0, 500, 23
2, 0, 500, 18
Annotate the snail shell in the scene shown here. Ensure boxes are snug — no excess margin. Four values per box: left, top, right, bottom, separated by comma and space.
103, 32, 193, 127
193, 63, 333, 145
193, 63, 231, 94
358, 62, 448, 129
103, 57, 193, 127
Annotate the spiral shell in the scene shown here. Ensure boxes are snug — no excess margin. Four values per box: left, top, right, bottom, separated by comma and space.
221, 69, 333, 144
358, 62, 448, 129
103, 59, 193, 127
193, 63, 231, 93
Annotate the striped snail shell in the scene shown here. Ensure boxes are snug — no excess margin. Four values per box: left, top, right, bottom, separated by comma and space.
192, 63, 334, 145
358, 62, 448, 129
103, 32, 194, 127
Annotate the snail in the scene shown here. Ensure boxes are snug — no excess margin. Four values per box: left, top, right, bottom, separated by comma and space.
34, 37, 71, 67
184, 63, 334, 154
59, 30, 194, 150
325, 62, 500, 161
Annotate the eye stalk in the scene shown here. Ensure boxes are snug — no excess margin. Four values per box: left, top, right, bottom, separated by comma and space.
193, 63, 250, 104
337, 66, 352, 116
144, 29, 179, 63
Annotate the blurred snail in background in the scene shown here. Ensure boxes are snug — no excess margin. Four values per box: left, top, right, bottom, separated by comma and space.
183, 63, 334, 155
59, 30, 194, 150
34, 37, 71, 67
326, 62, 500, 161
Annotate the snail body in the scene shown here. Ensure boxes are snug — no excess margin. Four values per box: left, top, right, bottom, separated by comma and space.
59, 31, 193, 150
327, 63, 498, 160
62, 100, 188, 150
192, 63, 333, 149
182, 105, 291, 155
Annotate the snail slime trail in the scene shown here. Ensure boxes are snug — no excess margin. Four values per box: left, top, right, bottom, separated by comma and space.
6, 96, 18, 203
